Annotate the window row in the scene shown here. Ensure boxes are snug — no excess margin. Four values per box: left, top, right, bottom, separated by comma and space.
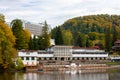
38, 57, 107, 61
21, 57, 35, 60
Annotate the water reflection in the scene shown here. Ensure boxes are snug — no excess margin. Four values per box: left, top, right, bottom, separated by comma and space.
0, 69, 120, 80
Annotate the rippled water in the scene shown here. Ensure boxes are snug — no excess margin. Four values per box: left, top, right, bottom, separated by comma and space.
0, 69, 120, 80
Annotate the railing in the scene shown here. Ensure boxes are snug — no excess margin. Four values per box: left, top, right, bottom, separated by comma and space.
109, 56, 120, 59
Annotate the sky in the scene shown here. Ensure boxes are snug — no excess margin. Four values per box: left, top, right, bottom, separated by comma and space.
0, 0, 120, 28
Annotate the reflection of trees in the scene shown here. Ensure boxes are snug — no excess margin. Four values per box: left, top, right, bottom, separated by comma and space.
109, 72, 120, 80
1, 72, 16, 80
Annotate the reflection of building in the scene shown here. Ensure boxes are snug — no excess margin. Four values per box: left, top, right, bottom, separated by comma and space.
18, 45, 108, 66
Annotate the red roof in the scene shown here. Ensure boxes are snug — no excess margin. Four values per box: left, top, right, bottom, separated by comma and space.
72, 46, 98, 50
115, 40, 120, 44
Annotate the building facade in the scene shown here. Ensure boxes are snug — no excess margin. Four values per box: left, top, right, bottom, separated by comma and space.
18, 45, 108, 66
23, 21, 44, 36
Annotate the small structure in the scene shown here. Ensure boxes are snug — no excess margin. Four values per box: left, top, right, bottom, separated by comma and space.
112, 39, 120, 53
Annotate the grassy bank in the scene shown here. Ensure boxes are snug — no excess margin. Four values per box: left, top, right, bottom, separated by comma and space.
105, 62, 120, 65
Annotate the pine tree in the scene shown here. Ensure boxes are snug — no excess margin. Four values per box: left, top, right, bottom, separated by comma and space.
33, 36, 39, 50
28, 37, 34, 50
105, 27, 112, 52
112, 24, 117, 46
11, 19, 27, 50
55, 27, 64, 45
38, 21, 50, 50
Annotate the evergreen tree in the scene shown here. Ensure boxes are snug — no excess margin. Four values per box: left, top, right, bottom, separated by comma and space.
33, 36, 39, 50
86, 36, 91, 47
42, 21, 50, 49
76, 34, 83, 46
105, 27, 112, 52
112, 24, 117, 46
11, 19, 27, 50
28, 37, 34, 50
55, 27, 64, 45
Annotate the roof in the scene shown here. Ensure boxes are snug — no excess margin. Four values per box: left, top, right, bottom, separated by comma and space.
72, 46, 99, 50
115, 40, 120, 44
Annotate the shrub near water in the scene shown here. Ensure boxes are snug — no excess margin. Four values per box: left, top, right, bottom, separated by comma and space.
15, 58, 24, 71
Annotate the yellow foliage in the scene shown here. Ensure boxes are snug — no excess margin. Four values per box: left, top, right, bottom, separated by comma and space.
24, 29, 31, 43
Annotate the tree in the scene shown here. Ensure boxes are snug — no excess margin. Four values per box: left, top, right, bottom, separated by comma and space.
11, 19, 27, 50
112, 24, 117, 46
15, 58, 24, 70
0, 20, 17, 70
33, 36, 39, 50
24, 29, 31, 48
55, 27, 64, 45
0, 14, 5, 23
42, 21, 50, 49
105, 27, 112, 52
28, 37, 34, 50
76, 33, 87, 47
51, 27, 57, 39
62, 30, 73, 45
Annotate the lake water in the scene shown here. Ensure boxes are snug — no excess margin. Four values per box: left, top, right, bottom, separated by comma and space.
0, 69, 120, 80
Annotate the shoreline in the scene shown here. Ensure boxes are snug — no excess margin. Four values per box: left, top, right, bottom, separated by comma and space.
25, 64, 120, 72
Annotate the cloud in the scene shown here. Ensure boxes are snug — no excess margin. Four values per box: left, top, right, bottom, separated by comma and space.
0, 0, 120, 27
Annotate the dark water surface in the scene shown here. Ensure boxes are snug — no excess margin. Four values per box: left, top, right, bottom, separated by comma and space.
0, 69, 120, 80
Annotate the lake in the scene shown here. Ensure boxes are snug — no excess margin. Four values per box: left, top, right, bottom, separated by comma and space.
0, 69, 120, 80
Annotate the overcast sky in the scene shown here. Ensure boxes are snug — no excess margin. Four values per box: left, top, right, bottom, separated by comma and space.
0, 0, 120, 27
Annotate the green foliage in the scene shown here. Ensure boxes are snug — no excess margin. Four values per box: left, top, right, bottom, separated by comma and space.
51, 14, 120, 51
28, 21, 50, 50
33, 36, 39, 50
40, 21, 50, 50
54, 26, 64, 45
105, 27, 112, 52
28, 37, 34, 50
15, 58, 24, 70
11, 19, 28, 50
62, 30, 73, 45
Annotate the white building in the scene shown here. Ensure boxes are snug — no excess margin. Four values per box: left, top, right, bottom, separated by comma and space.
18, 51, 38, 66
23, 21, 44, 36
18, 45, 108, 66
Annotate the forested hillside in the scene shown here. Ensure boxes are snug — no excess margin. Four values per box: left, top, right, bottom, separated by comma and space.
61, 14, 120, 33
51, 14, 120, 51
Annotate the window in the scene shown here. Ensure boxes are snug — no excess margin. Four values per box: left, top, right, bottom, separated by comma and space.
55, 57, 57, 60
50, 58, 52, 60
44, 57, 46, 60
68, 58, 70, 60
26, 57, 29, 60
72, 58, 75, 60
39, 58, 41, 60
31, 57, 35, 60
26, 52, 30, 55
86, 57, 89, 60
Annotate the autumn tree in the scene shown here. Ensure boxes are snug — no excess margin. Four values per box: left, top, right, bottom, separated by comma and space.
0, 16, 17, 70
0, 14, 5, 23
24, 29, 31, 48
